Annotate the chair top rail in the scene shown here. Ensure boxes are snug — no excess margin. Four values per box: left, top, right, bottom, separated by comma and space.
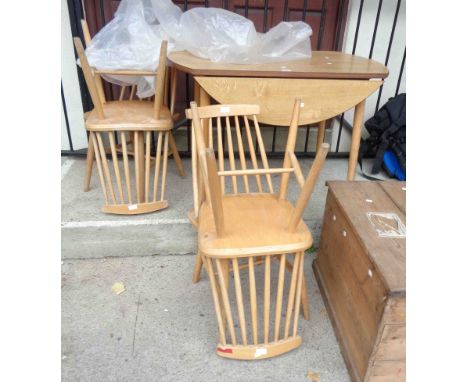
186, 104, 260, 120
94, 69, 158, 76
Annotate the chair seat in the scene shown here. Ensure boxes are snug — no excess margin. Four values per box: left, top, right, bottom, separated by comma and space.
85, 101, 173, 131
198, 193, 312, 257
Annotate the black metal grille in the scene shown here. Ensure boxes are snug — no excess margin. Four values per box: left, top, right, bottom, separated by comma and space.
334, 0, 405, 154
62, 0, 406, 158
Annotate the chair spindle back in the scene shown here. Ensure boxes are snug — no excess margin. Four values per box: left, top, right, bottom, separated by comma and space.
189, 101, 329, 237
186, 101, 301, 199
203, 250, 306, 359
89, 129, 170, 214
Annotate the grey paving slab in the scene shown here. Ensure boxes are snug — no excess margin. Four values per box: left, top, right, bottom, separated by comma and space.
61, 157, 373, 259
60, 155, 386, 381
61, 254, 350, 382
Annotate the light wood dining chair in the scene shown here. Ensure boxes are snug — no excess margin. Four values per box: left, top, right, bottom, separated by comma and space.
188, 101, 310, 292
79, 19, 185, 194
187, 100, 312, 316
187, 101, 329, 359
74, 37, 178, 214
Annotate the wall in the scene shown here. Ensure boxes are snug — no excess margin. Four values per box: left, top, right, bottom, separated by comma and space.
61, 0, 87, 151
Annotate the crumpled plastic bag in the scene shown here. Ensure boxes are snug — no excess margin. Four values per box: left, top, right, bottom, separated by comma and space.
84, 0, 176, 97
84, 0, 312, 97
176, 7, 312, 64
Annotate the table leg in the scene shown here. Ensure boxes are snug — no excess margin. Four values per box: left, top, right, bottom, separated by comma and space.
316, 119, 326, 153
194, 80, 201, 105
168, 131, 185, 177
199, 85, 211, 143
192, 81, 202, 218
347, 100, 366, 181
194, 81, 211, 213
191, 122, 199, 219
199, 85, 210, 106
170, 67, 177, 114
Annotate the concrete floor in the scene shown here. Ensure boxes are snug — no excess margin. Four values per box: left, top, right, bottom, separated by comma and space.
61, 157, 376, 382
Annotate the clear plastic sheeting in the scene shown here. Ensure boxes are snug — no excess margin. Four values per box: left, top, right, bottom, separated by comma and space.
84, 0, 312, 98
84, 0, 177, 98
174, 7, 312, 64
367, 212, 406, 238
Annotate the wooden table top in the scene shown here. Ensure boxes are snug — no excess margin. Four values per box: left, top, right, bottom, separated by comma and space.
168, 50, 389, 80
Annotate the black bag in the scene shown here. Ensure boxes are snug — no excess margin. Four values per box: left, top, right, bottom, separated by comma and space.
358, 93, 406, 177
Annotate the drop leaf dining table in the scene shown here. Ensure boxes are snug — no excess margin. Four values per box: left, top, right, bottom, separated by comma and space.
168, 50, 388, 180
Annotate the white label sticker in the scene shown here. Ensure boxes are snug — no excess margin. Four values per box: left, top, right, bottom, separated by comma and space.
128, 204, 138, 211
365, 199, 373, 203
300, 102, 305, 108
254, 348, 267, 358
220, 106, 230, 113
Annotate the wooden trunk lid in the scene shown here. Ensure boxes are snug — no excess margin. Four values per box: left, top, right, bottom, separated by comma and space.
326, 181, 406, 295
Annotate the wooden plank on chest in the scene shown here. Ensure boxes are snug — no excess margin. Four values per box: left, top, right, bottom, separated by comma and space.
378, 181, 406, 214
367, 360, 405, 382
374, 325, 405, 362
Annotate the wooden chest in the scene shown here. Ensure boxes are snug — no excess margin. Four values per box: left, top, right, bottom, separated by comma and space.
313, 181, 406, 382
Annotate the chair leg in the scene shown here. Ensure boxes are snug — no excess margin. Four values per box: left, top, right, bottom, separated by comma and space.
278, 254, 309, 320
192, 251, 203, 283
301, 272, 310, 320
221, 259, 230, 291
83, 135, 94, 192
168, 131, 185, 177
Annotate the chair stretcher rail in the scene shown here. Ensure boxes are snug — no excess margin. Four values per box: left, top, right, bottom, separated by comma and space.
218, 168, 294, 176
